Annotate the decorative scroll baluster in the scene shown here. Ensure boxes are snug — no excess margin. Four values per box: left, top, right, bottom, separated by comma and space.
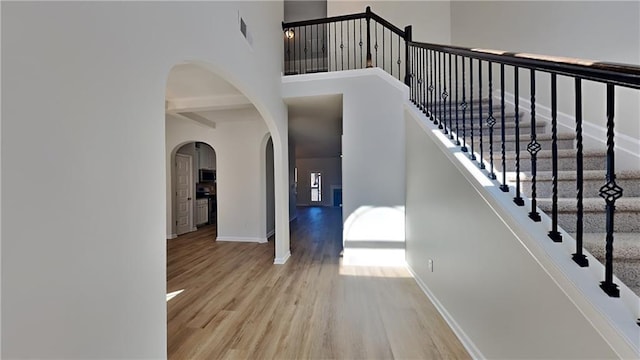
423, 49, 428, 115
437, 51, 441, 128
430, 50, 436, 123
513, 67, 524, 206
448, 53, 454, 139
359, 19, 363, 68
336, 22, 338, 71
599, 84, 622, 297
528, 69, 541, 221
478, 59, 485, 169
461, 57, 468, 152
397, 34, 402, 81
304, 25, 308, 72
340, 22, 344, 71
442, 52, 448, 134
487, 62, 496, 179
382, 26, 385, 71
469, 58, 476, 160
572, 78, 588, 267
374, 23, 378, 67
548, 73, 563, 242
499, 64, 509, 192
322, 24, 326, 71
455, 55, 460, 146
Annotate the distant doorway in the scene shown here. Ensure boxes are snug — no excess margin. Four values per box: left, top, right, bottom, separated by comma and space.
333, 188, 342, 207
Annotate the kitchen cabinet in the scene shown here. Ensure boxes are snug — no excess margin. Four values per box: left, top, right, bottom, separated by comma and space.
196, 144, 215, 170
196, 199, 208, 226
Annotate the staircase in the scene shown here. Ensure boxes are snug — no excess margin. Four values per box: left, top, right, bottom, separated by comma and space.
439, 99, 640, 296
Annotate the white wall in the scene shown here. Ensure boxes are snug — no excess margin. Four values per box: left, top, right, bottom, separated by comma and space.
283, 69, 407, 265
296, 157, 342, 206
1, 1, 287, 358
404, 108, 637, 359
167, 112, 271, 243
450, 1, 640, 169
284, 0, 326, 22
328, 0, 451, 44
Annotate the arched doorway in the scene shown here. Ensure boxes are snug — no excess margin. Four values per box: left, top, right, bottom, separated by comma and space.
173, 141, 217, 236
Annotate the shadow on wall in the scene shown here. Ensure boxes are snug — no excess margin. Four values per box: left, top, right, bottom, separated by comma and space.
342, 205, 406, 266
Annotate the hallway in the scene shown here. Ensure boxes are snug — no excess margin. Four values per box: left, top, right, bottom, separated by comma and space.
167, 207, 469, 359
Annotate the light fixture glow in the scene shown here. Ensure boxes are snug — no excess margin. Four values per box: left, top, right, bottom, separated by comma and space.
284, 28, 295, 39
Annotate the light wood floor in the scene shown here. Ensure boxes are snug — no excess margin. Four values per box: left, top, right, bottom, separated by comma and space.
167, 207, 470, 359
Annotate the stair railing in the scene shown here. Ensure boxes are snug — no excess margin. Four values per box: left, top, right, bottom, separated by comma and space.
282, 7, 412, 83
408, 41, 640, 308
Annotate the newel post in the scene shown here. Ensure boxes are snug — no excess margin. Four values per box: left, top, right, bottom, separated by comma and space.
404, 25, 412, 86
366, 6, 373, 68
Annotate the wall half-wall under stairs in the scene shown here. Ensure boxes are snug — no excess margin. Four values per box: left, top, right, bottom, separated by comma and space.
405, 105, 640, 359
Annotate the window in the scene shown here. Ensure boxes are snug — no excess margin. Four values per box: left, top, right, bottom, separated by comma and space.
310, 172, 322, 202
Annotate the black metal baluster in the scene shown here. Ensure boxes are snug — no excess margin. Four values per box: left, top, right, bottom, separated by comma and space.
548, 73, 562, 242
432, 50, 437, 124
478, 60, 485, 169
573, 78, 588, 267
528, 69, 541, 221
599, 83, 622, 297
469, 58, 476, 159
449, 53, 454, 139
397, 34, 401, 81
514, 67, 524, 206
461, 57, 468, 152
442, 52, 448, 134
374, 22, 378, 67
487, 62, 496, 179
322, 24, 326, 71
499, 64, 508, 192
346, 21, 350, 70
382, 26, 385, 71
429, 50, 434, 121
423, 48, 428, 115
315, 24, 318, 72
340, 22, 344, 71
333, 22, 337, 71
359, 19, 363, 68
455, 55, 460, 146
304, 25, 308, 73
353, 20, 356, 69
438, 51, 443, 129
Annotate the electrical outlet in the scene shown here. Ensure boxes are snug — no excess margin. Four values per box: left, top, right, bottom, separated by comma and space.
428, 259, 434, 272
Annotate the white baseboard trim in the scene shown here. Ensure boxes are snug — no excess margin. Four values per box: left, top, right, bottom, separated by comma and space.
190, 227, 198, 232
274, 251, 291, 265
406, 265, 483, 360
216, 236, 267, 243
500, 91, 640, 168
167, 233, 178, 240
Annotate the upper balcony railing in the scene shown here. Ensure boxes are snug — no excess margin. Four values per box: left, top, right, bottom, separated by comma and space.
283, 8, 640, 326
282, 7, 412, 83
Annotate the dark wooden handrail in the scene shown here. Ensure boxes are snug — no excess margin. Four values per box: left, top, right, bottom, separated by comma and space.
409, 41, 640, 90
282, 9, 406, 38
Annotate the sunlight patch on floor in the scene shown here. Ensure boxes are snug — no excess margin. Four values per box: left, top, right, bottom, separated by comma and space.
166, 289, 185, 302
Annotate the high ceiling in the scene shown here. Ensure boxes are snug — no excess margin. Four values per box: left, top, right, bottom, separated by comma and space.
166, 63, 342, 160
